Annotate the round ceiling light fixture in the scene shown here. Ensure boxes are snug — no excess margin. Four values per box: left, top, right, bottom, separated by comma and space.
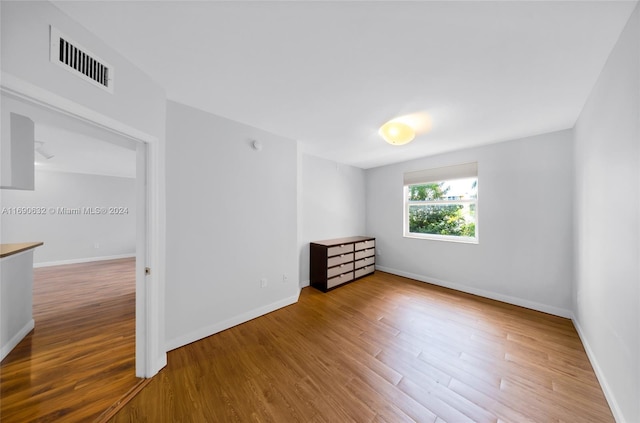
379, 121, 415, 146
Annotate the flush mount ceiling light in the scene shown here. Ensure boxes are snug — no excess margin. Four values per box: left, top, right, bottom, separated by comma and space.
379, 121, 415, 146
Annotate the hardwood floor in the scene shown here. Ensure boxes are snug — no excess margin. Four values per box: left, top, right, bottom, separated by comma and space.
110, 271, 613, 423
0, 258, 139, 423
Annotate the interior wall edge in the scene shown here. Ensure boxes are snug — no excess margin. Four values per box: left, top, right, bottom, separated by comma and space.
572, 315, 627, 423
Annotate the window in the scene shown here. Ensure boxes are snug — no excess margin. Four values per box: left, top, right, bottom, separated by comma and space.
403, 162, 478, 243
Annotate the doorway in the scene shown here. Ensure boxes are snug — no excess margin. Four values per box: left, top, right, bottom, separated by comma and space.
0, 86, 163, 417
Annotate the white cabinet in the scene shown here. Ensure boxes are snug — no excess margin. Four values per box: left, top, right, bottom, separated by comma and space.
1, 112, 35, 190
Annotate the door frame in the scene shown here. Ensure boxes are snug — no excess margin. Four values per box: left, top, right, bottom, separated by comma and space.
0, 71, 166, 377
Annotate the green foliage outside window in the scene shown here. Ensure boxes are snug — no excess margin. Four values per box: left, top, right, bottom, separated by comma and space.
407, 182, 476, 237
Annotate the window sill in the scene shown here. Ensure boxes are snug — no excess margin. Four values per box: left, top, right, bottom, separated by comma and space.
403, 233, 479, 244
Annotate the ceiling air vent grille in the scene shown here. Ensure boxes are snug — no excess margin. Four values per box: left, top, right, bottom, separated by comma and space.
50, 26, 114, 93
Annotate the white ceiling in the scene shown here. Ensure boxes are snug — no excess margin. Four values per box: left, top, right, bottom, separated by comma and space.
34, 123, 136, 178
53, 0, 637, 169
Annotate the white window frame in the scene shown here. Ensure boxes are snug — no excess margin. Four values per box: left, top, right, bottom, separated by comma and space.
403, 163, 478, 244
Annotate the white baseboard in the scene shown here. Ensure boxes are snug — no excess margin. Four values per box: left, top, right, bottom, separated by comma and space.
571, 315, 626, 423
165, 291, 301, 352
376, 266, 573, 318
34, 253, 135, 268
1, 319, 34, 362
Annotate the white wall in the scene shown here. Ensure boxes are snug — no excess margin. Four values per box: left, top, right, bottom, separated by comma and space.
165, 100, 299, 350
366, 130, 574, 316
299, 154, 366, 285
0, 1, 166, 140
1, 0, 167, 375
1, 170, 136, 265
573, 4, 639, 422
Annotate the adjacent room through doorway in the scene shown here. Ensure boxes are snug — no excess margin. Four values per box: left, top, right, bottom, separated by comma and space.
0, 93, 149, 422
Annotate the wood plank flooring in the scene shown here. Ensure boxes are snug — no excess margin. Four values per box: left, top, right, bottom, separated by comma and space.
110, 271, 614, 422
0, 258, 139, 423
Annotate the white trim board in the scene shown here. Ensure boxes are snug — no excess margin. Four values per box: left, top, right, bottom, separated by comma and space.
572, 316, 626, 423
33, 253, 136, 268
34, 167, 136, 180
0, 319, 34, 362
165, 291, 301, 352
0, 72, 155, 143
375, 266, 573, 318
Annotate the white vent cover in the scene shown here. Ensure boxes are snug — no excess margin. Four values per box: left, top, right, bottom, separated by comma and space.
50, 26, 114, 93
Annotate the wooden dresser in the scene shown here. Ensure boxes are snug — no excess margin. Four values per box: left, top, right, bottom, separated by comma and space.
310, 236, 375, 292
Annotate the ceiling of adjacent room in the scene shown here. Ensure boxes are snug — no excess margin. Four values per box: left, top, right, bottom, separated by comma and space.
3, 92, 138, 179
34, 123, 136, 178
52, 0, 637, 169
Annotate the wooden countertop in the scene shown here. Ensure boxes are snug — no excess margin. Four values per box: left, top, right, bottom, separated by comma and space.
0, 242, 44, 258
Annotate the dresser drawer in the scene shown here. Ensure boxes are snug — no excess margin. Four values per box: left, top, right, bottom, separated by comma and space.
328, 244, 354, 256
327, 262, 354, 278
355, 239, 375, 251
355, 265, 374, 279
355, 248, 375, 260
327, 253, 353, 268
310, 236, 375, 292
327, 272, 354, 289
354, 256, 375, 269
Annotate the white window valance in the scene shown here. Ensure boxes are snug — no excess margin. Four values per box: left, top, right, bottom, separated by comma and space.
403, 162, 478, 186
